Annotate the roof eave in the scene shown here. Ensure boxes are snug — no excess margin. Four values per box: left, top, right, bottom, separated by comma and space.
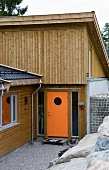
0, 11, 95, 26
10, 79, 42, 86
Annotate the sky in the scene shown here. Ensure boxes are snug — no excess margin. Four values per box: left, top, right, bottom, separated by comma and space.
21, 0, 109, 30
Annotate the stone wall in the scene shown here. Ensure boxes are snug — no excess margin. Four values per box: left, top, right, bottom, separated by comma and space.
90, 93, 109, 133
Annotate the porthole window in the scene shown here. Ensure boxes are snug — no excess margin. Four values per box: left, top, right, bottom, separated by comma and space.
54, 97, 62, 105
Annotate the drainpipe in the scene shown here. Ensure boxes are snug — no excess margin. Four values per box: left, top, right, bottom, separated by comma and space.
0, 83, 5, 96
31, 79, 42, 144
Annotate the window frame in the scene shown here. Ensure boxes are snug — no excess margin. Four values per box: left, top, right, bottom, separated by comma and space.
0, 94, 17, 128
11, 95, 17, 123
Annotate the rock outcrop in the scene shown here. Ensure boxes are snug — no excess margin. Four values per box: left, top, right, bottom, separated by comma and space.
87, 159, 109, 170
48, 116, 109, 170
48, 158, 87, 170
103, 116, 109, 123
86, 116, 109, 170
95, 136, 109, 151
86, 150, 109, 168
97, 121, 109, 139
56, 133, 97, 164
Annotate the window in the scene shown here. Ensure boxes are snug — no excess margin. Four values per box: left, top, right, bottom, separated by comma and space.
38, 92, 44, 135
54, 97, 62, 105
0, 94, 17, 128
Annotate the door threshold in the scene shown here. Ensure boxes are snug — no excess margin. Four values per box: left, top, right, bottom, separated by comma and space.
72, 136, 79, 139
42, 138, 68, 145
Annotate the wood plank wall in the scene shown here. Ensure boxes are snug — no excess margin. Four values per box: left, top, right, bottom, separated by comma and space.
0, 25, 86, 84
84, 26, 106, 78
0, 85, 37, 158
91, 44, 106, 78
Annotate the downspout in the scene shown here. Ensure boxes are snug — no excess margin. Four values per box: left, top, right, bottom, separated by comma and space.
88, 50, 91, 78
31, 79, 42, 144
0, 83, 5, 96
0, 83, 5, 127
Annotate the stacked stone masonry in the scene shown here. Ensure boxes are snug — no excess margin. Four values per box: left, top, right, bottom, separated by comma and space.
90, 93, 109, 133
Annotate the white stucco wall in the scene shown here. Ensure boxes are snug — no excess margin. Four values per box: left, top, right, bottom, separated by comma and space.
86, 78, 109, 134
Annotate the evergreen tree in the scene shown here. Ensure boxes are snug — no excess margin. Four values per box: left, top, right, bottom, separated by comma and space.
0, 0, 28, 16
102, 23, 109, 50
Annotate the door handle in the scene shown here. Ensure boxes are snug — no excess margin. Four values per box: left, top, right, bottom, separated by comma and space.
48, 112, 51, 116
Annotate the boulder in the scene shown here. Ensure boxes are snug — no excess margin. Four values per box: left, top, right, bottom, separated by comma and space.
97, 122, 109, 139
86, 150, 109, 168
48, 158, 87, 170
103, 116, 109, 123
87, 159, 109, 170
56, 133, 97, 164
86, 116, 109, 169
48, 116, 109, 170
95, 136, 109, 151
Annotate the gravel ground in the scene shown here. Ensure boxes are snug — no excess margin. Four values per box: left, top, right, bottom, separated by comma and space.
0, 142, 69, 170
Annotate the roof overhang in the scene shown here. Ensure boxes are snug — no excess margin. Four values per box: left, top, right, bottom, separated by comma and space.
0, 78, 11, 84
10, 78, 42, 86
0, 12, 95, 26
0, 78, 42, 88
0, 64, 42, 86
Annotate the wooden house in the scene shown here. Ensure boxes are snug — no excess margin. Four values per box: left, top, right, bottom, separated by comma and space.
0, 12, 109, 157
0, 64, 42, 157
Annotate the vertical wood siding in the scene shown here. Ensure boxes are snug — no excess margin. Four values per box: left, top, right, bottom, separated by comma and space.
84, 26, 106, 78
0, 85, 37, 157
0, 26, 85, 84
91, 44, 106, 78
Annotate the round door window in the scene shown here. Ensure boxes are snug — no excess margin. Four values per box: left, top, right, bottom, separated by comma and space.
54, 97, 62, 105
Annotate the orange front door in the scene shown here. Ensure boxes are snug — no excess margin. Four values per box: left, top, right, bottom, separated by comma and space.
47, 91, 68, 137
